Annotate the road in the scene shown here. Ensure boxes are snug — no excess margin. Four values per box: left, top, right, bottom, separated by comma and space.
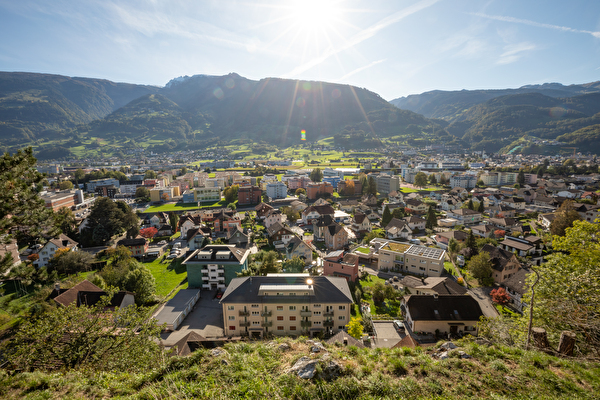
468, 287, 499, 318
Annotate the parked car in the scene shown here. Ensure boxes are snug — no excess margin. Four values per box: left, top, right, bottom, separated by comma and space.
393, 320, 405, 332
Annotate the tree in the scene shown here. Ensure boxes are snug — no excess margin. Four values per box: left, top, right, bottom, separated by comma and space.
367, 176, 377, 195
428, 174, 437, 185
49, 250, 94, 276
494, 229, 506, 238
392, 207, 406, 219
490, 287, 510, 306
227, 202, 237, 211
341, 179, 355, 196
295, 188, 306, 197
465, 230, 478, 256
517, 170, 525, 186
426, 206, 437, 229
181, 166, 187, 175
144, 170, 157, 179
414, 172, 428, 188
3, 289, 163, 372
346, 316, 364, 339
139, 227, 158, 238
135, 186, 151, 200
381, 206, 392, 227
467, 199, 474, 210
448, 238, 460, 256
168, 212, 179, 232
161, 193, 170, 202
468, 251, 493, 285
477, 201, 485, 213
59, 180, 74, 190
282, 256, 305, 273
224, 185, 239, 204
363, 229, 384, 244
74, 168, 85, 183
0, 148, 55, 274
310, 168, 323, 182
526, 219, 600, 354
54, 207, 77, 237
550, 200, 581, 237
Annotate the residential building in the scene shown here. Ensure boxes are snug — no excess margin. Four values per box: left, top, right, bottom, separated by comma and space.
301, 204, 335, 224
480, 244, 521, 284
402, 245, 446, 277
404, 199, 428, 215
402, 295, 483, 336
375, 174, 400, 195
501, 268, 530, 313
86, 178, 120, 193
384, 218, 412, 240
434, 230, 468, 249
351, 211, 372, 234
323, 251, 359, 281
183, 245, 250, 290
337, 179, 362, 195
194, 187, 221, 202
445, 209, 482, 225
404, 215, 427, 231
116, 237, 149, 258
306, 182, 333, 200
323, 221, 349, 250
220, 274, 353, 337
399, 276, 467, 296
266, 182, 288, 200
238, 185, 262, 206
34, 234, 79, 268
119, 180, 143, 196
42, 191, 78, 211
95, 185, 119, 198
498, 236, 544, 265
284, 236, 313, 265
450, 174, 477, 189
213, 210, 242, 233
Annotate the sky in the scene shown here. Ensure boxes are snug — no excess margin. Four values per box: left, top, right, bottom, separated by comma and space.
0, 0, 599, 100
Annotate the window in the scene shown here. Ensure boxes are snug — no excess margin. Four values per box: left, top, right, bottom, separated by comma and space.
314, 304, 321, 308
338, 326, 345, 330
228, 316, 235, 321
277, 316, 284, 321
289, 306, 296, 311
229, 326, 236, 331
227, 306, 234, 311
289, 293, 295, 296
251, 304, 259, 308
289, 316, 296, 321
338, 316, 345, 320
251, 311, 259, 316
290, 326, 297, 331
419, 267, 426, 271
429, 269, 438, 273
252, 321, 260, 326
313, 311, 321, 316
314, 321, 322, 325
338, 306, 346, 310
276, 306, 283, 311
277, 326, 284, 331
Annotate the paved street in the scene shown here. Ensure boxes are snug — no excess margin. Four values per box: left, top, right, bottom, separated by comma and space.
468, 287, 499, 318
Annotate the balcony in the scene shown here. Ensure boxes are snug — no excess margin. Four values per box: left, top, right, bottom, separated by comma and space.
323, 311, 334, 317
239, 321, 250, 327
300, 320, 312, 328
261, 321, 272, 327
323, 320, 334, 327
300, 311, 312, 317
238, 310, 249, 317
261, 311, 272, 317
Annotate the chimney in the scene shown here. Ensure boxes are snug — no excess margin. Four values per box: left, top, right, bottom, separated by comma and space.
54, 282, 61, 291
343, 338, 348, 346
433, 293, 439, 300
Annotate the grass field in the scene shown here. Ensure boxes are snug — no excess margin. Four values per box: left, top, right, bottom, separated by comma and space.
144, 200, 227, 213
142, 258, 187, 299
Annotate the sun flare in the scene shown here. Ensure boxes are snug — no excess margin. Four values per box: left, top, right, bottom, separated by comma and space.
290, 0, 341, 31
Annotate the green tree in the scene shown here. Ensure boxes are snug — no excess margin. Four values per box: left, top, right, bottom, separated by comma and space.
392, 207, 406, 219
54, 207, 77, 237
527, 219, 600, 354
59, 180, 74, 190
135, 186, 151, 200
169, 212, 179, 232
465, 230, 478, 256
477, 201, 485, 213
310, 168, 323, 182
467, 199, 474, 210
144, 170, 157, 179
84, 197, 128, 245
346, 316, 364, 339
367, 176, 377, 195
49, 249, 94, 276
181, 166, 187, 175
0, 148, 55, 274
381, 206, 392, 227
414, 172, 428, 188
3, 290, 163, 372
468, 251, 493, 285
426, 206, 437, 229
282, 256, 305, 273
517, 170, 525, 186
448, 238, 460, 256
428, 174, 437, 185
363, 229, 384, 244
74, 168, 85, 183
550, 200, 581, 237
223, 185, 239, 204
295, 188, 306, 197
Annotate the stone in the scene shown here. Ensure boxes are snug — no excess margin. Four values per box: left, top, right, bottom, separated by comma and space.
474, 337, 492, 346
440, 342, 458, 350
288, 356, 342, 380
458, 351, 472, 359
278, 343, 291, 352
210, 348, 228, 357
221, 359, 229, 365
438, 351, 449, 360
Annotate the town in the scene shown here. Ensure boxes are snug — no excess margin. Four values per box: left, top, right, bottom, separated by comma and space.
2, 144, 597, 359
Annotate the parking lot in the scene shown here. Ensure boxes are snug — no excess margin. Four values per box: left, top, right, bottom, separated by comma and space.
161, 289, 224, 346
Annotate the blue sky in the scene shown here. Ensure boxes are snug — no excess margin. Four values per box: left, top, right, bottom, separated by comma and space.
0, 0, 599, 100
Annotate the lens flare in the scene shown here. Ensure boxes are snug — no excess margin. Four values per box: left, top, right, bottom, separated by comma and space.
301, 129, 306, 140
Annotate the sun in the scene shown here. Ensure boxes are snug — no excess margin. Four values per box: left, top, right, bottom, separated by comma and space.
289, 0, 341, 31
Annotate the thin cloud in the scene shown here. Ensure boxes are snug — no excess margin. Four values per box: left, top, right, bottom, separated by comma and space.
284, 0, 440, 78
497, 42, 536, 65
471, 12, 600, 39
337, 59, 386, 81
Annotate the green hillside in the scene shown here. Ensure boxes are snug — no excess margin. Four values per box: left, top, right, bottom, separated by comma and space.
0, 338, 598, 399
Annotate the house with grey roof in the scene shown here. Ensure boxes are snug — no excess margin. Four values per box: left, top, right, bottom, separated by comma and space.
220, 274, 353, 338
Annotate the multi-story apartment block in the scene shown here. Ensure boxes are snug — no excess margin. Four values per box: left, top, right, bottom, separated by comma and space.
183, 245, 250, 290
306, 182, 333, 200
42, 191, 78, 211
378, 242, 445, 277
238, 185, 262, 206
450, 174, 477, 189
34, 234, 79, 268
375, 174, 400, 195
479, 171, 535, 187
266, 182, 288, 200
194, 187, 221, 202
86, 178, 120, 193
119, 180, 143, 196
220, 274, 353, 338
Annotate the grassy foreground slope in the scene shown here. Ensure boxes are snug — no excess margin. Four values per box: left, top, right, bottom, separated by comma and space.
1, 337, 598, 399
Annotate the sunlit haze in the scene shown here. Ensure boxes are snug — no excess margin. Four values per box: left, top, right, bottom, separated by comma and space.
0, 0, 599, 100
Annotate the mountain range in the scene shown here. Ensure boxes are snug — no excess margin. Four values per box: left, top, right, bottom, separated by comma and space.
2, 71, 600, 157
